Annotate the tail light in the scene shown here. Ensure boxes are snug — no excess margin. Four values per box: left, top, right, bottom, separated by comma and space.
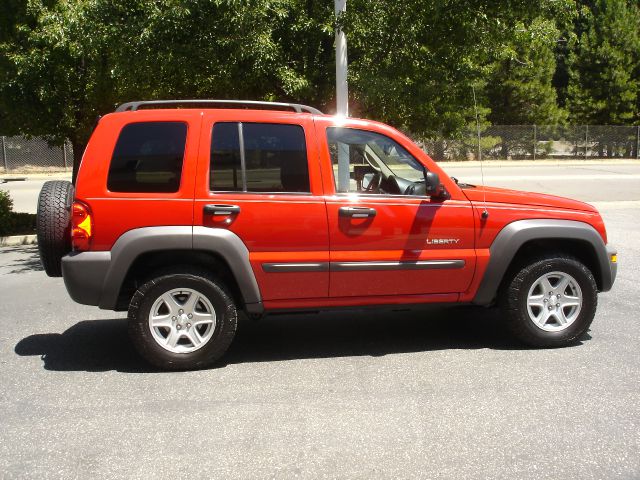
71, 201, 93, 251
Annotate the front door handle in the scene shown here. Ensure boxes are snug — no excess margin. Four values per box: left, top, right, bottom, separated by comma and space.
204, 204, 241, 215
338, 206, 377, 218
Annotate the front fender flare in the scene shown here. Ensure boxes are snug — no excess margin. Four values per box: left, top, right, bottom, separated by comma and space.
472, 219, 613, 306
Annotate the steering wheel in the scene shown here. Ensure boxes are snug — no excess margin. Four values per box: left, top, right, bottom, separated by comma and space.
404, 180, 420, 195
363, 172, 381, 193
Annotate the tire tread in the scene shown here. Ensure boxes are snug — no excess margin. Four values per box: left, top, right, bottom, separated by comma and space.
128, 266, 237, 370
500, 253, 597, 347
36, 180, 73, 277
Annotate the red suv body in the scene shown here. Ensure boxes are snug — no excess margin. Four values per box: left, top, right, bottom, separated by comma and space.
36, 100, 617, 370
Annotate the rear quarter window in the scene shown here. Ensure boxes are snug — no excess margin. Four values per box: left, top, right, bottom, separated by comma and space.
107, 122, 187, 193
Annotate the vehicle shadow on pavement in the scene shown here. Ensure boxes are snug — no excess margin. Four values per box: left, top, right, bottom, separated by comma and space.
14, 319, 154, 373
14, 305, 590, 372
0, 245, 43, 274
223, 306, 589, 366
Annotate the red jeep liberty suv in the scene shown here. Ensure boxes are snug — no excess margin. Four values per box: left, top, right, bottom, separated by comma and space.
36, 100, 617, 370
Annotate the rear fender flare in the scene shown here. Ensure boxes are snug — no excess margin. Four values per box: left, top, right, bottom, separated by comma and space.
98, 226, 262, 310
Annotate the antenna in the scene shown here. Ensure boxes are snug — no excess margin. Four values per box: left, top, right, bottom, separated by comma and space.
472, 86, 489, 220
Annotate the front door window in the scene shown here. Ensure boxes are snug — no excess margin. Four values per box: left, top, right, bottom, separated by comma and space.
327, 127, 425, 195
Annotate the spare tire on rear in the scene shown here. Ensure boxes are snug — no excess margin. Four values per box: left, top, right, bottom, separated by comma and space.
37, 180, 74, 277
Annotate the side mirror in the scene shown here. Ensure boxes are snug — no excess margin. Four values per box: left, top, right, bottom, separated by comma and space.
424, 171, 440, 194
423, 169, 450, 199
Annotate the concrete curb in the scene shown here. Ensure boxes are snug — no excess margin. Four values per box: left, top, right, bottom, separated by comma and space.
0, 172, 71, 181
0, 234, 37, 247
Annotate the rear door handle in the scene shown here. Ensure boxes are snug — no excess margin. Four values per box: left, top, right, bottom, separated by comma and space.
204, 204, 241, 215
338, 206, 377, 218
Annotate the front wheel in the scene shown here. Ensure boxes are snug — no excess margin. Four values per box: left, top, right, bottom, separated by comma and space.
128, 268, 237, 370
500, 254, 598, 347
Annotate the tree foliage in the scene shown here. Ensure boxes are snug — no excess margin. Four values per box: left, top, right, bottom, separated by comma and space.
0, 0, 336, 175
567, 0, 640, 124
0, 0, 638, 174
342, 0, 574, 138
486, 17, 567, 126
0, 1, 136, 169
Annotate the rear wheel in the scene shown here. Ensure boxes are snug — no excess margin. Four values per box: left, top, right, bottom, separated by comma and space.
128, 268, 237, 370
36, 180, 74, 277
500, 254, 597, 347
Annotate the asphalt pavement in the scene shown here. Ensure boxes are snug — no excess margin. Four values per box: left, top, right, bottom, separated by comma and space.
0, 166, 639, 479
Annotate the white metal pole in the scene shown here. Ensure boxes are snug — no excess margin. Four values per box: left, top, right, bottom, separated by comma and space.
335, 0, 350, 192
335, 0, 348, 117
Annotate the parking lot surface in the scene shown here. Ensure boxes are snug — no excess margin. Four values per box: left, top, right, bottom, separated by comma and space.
1, 176, 639, 478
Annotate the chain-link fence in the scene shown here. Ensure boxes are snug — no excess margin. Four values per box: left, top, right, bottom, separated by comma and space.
1, 126, 639, 173
0, 136, 72, 173
420, 125, 640, 161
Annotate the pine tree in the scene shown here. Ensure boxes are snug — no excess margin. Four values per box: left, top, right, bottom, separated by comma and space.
487, 17, 567, 126
567, 0, 640, 125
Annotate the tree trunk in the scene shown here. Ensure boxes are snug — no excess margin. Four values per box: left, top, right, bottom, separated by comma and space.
71, 141, 86, 185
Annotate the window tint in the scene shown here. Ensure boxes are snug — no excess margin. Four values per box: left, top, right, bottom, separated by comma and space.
210, 122, 242, 191
108, 122, 187, 193
210, 122, 310, 193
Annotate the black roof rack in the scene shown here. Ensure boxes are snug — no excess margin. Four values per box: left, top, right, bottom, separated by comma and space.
115, 99, 322, 115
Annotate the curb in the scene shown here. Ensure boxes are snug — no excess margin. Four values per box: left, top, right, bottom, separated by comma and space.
0, 234, 37, 247
0, 173, 71, 181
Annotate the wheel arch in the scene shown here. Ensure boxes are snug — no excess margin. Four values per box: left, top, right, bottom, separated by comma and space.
98, 226, 262, 313
473, 219, 612, 306
115, 250, 246, 311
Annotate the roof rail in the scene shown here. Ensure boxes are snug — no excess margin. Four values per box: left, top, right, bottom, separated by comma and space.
115, 99, 323, 115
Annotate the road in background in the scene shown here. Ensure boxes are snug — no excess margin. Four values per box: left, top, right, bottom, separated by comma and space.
0, 177, 62, 214
2, 162, 640, 213
0, 180, 639, 478
442, 162, 640, 203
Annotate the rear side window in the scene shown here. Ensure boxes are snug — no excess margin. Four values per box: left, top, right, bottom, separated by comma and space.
210, 122, 310, 193
107, 122, 187, 193
210, 123, 242, 192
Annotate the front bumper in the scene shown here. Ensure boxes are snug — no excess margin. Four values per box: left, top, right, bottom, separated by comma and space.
602, 244, 617, 292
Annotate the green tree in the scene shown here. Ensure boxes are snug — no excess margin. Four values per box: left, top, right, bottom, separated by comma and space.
567, 0, 640, 125
341, 0, 575, 141
6, 0, 616, 169
0, 1, 141, 179
0, 0, 335, 180
487, 17, 567, 126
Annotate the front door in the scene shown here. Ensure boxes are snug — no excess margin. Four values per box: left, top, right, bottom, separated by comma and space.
317, 124, 476, 299
193, 111, 329, 301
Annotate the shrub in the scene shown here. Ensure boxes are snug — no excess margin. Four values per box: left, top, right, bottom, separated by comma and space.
0, 190, 36, 236
0, 189, 13, 236
10, 212, 37, 235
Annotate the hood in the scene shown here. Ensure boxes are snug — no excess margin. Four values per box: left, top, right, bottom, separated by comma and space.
461, 185, 598, 213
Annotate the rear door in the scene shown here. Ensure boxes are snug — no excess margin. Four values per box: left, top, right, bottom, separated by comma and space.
193, 111, 329, 301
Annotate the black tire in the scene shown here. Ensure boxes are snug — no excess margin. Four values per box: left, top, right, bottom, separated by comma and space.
499, 254, 597, 347
128, 267, 237, 370
36, 180, 74, 277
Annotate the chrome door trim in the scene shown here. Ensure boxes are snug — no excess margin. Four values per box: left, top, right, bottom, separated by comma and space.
262, 260, 465, 273
331, 260, 465, 272
262, 262, 330, 273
